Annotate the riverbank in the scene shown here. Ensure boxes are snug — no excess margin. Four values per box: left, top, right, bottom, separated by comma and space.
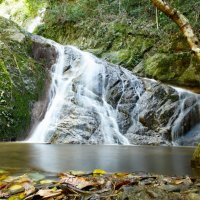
0, 169, 200, 200
0, 144, 199, 199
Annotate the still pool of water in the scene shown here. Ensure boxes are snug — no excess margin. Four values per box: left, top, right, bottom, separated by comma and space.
0, 143, 199, 176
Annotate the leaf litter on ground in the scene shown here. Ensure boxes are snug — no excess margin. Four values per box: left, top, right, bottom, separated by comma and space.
0, 168, 200, 199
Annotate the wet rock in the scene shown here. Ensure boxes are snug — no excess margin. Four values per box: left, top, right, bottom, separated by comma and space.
29, 40, 200, 145
31, 35, 58, 69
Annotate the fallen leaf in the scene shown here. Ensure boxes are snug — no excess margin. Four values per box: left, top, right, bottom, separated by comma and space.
0, 182, 7, 189
15, 175, 32, 184
23, 182, 35, 196
9, 184, 25, 194
114, 179, 131, 190
184, 176, 192, 185
37, 189, 62, 198
40, 179, 54, 184
8, 193, 25, 200
174, 179, 184, 185
4, 176, 18, 183
113, 172, 129, 177
60, 174, 97, 189
93, 169, 107, 176
24, 187, 35, 196
0, 175, 8, 181
69, 170, 86, 176
0, 169, 8, 174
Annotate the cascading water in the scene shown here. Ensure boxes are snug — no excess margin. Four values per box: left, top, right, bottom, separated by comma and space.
27, 8, 46, 33
171, 86, 200, 145
28, 37, 131, 144
28, 36, 200, 146
137, 78, 200, 146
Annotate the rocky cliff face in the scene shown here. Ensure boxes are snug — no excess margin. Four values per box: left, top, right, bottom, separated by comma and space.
0, 17, 46, 140
29, 39, 200, 145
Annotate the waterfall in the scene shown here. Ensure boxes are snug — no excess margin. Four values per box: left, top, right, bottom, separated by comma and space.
27, 37, 130, 144
140, 79, 200, 146
171, 86, 200, 145
27, 36, 200, 146
27, 8, 46, 33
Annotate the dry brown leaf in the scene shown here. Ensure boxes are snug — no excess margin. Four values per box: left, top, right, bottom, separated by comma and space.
114, 179, 131, 190
0, 182, 7, 190
60, 174, 98, 189
24, 184, 35, 196
174, 180, 184, 185
15, 175, 31, 184
37, 189, 62, 198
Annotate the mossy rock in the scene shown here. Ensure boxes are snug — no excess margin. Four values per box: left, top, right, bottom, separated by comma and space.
33, 0, 200, 87
0, 16, 46, 141
191, 144, 200, 168
102, 50, 131, 66
143, 52, 194, 83
178, 57, 200, 86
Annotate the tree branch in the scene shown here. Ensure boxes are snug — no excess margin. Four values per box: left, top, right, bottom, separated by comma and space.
151, 0, 200, 63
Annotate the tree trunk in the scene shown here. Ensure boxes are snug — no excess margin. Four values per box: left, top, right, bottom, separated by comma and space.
151, 0, 200, 63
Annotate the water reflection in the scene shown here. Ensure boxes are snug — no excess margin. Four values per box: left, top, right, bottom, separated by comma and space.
0, 143, 199, 176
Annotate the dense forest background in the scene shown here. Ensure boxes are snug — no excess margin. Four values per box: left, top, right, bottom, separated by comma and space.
1, 0, 200, 87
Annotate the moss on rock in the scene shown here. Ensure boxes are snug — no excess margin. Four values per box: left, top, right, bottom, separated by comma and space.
192, 144, 200, 168
141, 32, 200, 87
144, 52, 191, 82
33, 0, 200, 87
0, 16, 46, 141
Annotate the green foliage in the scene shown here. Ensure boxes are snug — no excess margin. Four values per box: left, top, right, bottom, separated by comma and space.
193, 144, 200, 159
192, 143, 200, 167
33, 0, 200, 84
25, 0, 46, 17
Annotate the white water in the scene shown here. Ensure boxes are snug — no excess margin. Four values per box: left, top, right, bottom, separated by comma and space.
142, 78, 200, 145
28, 38, 129, 144
171, 86, 200, 143
27, 8, 45, 33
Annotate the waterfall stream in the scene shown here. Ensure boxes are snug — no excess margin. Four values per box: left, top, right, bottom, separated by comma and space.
27, 36, 200, 146
28, 38, 130, 144
171, 86, 200, 145
27, 8, 46, 33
